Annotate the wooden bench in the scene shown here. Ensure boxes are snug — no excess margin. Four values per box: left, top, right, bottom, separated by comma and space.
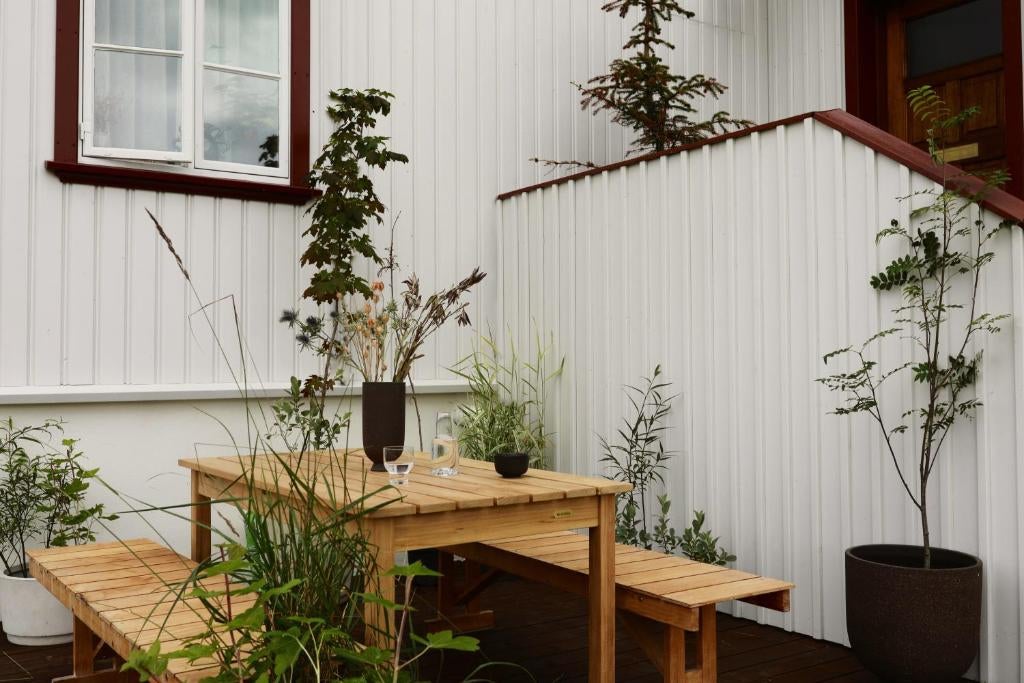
28, 539, 234, 683
438, 531, 794, 683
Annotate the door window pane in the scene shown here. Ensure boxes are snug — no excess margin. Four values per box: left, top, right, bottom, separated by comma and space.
93, 50, 183, 152
95, 0, 181, 50
203, 70, 280, 167
907, 0, 1002, 78
205, 0, 280, 73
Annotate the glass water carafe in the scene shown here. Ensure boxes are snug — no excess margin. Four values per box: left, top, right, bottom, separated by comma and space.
431, 411, 459, 477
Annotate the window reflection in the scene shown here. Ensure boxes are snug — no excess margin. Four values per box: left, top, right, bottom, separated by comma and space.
203, 70, 280, 167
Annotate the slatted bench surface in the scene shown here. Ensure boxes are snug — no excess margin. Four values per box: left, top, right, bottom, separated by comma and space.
28, 539, 239, 683
454, 530, 793, 612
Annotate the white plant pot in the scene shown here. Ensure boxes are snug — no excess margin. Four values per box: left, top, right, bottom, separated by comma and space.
0, 566, 73, 646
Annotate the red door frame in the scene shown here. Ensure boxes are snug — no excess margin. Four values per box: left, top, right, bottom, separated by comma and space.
843, 0, 1024, 197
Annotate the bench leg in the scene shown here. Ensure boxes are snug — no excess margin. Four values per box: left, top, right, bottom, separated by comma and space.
73, 617, 98, 675
620, 613, 687, 683
55, 618, 131, 683
190, 470, 212, 563
664, 625, 686, 682
696, 605, 717, 682
427, 553, 495, 633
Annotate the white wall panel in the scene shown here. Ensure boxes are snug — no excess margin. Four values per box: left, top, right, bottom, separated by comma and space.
767, 0, 845, 118
497, 118, 1024, 681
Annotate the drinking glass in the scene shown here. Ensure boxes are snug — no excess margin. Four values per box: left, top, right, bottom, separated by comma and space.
431, 411, 459, 477
382, 446, 415, 486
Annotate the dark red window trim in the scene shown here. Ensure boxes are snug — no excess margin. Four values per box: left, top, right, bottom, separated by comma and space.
49, 0, 317, 206
843, 0, 1024, 199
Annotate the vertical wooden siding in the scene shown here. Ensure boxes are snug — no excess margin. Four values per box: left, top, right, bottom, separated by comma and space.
767, 0, 845, 118
0, 0, 778, 389
497, 119, 1024, 682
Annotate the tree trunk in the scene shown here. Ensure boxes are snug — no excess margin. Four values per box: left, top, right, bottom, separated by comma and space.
920, 482, 931, 569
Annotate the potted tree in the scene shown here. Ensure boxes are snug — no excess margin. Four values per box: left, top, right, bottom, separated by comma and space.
819, 87, 1015, 682
289, 88, 484, 471
0, 419, 114, 645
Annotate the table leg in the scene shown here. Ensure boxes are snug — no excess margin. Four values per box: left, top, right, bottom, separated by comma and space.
364, 519, 396, 649
589, 494, 616, 682
190, 471, 212, 563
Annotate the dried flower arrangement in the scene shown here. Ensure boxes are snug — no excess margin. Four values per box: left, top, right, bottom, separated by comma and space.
282, 232, 486, 385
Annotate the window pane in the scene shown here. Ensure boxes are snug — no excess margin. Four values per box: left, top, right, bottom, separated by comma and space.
93, 50, 183, 152
203, 70, 280, 167
906, 0, 1002, 78
95, 0, 181, 50
205, 0, 280, 73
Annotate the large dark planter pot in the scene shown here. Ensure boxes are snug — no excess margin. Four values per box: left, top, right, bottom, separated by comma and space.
845, 544, 982, 683
361, 381, 406, 472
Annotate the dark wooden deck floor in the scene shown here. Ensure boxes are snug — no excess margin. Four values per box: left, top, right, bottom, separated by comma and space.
1, 577, 887, 683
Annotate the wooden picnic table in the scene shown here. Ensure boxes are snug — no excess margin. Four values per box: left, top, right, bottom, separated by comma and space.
180, 451, 631, 683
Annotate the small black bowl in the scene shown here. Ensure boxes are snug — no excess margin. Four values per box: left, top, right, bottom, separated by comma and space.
494, 452, 529, 478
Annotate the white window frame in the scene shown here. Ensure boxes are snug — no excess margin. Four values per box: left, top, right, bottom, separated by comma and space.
79, 0, 290, 180
81, 0, 195, 163
194, 0, 290, 178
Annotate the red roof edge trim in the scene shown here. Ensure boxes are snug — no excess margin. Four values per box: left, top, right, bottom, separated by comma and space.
496, 108, 1024, 224
496, 113, 815, 202
813, 109, 1024, 223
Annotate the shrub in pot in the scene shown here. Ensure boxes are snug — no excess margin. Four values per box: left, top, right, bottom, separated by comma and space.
819, 87, 1015, 682
0, 419, 114, 645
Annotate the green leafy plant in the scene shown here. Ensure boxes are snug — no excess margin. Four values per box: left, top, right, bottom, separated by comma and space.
123, 545, 495, 683
303, 88, 408, 304
601, 367, 734, 565
819, 86, 1016, 568
534, 0, 750, 169
453, 333, 563, 468
0, 419, 115, 577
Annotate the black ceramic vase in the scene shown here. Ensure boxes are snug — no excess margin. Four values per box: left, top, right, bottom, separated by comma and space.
845, 544, 982, 683
361, 381, 406, 472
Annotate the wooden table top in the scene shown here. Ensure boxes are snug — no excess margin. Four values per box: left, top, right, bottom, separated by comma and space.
179, 451, 631, 519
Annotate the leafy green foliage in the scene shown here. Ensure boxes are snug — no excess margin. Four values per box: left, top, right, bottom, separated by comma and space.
818, 86, 1017, 567
303, 89, 408, 304
268, 376, 349, 451
453, 333, 563, 468
601, 368, 733, 565
0, 419, 115, 576
120, 546, 521, 683
578, 0, 750, 154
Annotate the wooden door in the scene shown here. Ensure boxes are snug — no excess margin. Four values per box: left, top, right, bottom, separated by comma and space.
887, 0, 1006, 173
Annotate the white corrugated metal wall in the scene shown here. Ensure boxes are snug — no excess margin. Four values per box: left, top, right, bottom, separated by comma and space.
0, 0, 799, 396
0, 0, 835, 559
496, 118, 1024, 682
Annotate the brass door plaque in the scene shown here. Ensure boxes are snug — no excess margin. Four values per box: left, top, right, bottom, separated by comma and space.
937, 143, 979, 163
